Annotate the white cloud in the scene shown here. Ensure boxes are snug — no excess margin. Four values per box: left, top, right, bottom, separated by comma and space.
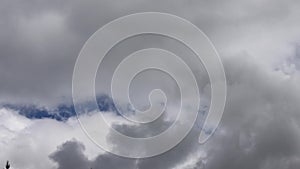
0, 108, 125, 169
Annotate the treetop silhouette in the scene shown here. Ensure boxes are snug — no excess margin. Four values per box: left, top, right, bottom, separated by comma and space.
4, 161, 10, 169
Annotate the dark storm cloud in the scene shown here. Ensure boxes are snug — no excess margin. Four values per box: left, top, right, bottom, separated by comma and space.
202, 55, 300, 169
50, 55, 300, 169
1, 0, 299, 106
204, 119, 300, 169
0, 0, 125, 105
0, 0, 79, 105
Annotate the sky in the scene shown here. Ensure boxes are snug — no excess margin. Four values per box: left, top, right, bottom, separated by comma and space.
1, 0, 300, 168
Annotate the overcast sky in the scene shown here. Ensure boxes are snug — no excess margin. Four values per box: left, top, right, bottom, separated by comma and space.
1, 0, 300, 169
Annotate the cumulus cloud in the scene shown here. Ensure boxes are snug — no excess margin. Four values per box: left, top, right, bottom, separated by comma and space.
49, 128, 202, 169
49, 54, 300, 169
0, 107, 124, 169
201, 55, 300, 169
50, 140, 137, 169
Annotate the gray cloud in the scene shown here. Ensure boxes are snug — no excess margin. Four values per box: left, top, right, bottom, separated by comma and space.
50, 54, 300, 169
49, 140, 90, 169
49, 130, 201, 169
202, 54, 300, 169
1, 0, 300, 106
50, 140, 136, 169
2, 0, 300, 169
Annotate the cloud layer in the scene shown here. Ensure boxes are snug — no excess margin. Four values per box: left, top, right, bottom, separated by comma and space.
1, 0, 300, 169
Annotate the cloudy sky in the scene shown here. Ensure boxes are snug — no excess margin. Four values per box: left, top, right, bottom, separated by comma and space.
1, 0, 300, 168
